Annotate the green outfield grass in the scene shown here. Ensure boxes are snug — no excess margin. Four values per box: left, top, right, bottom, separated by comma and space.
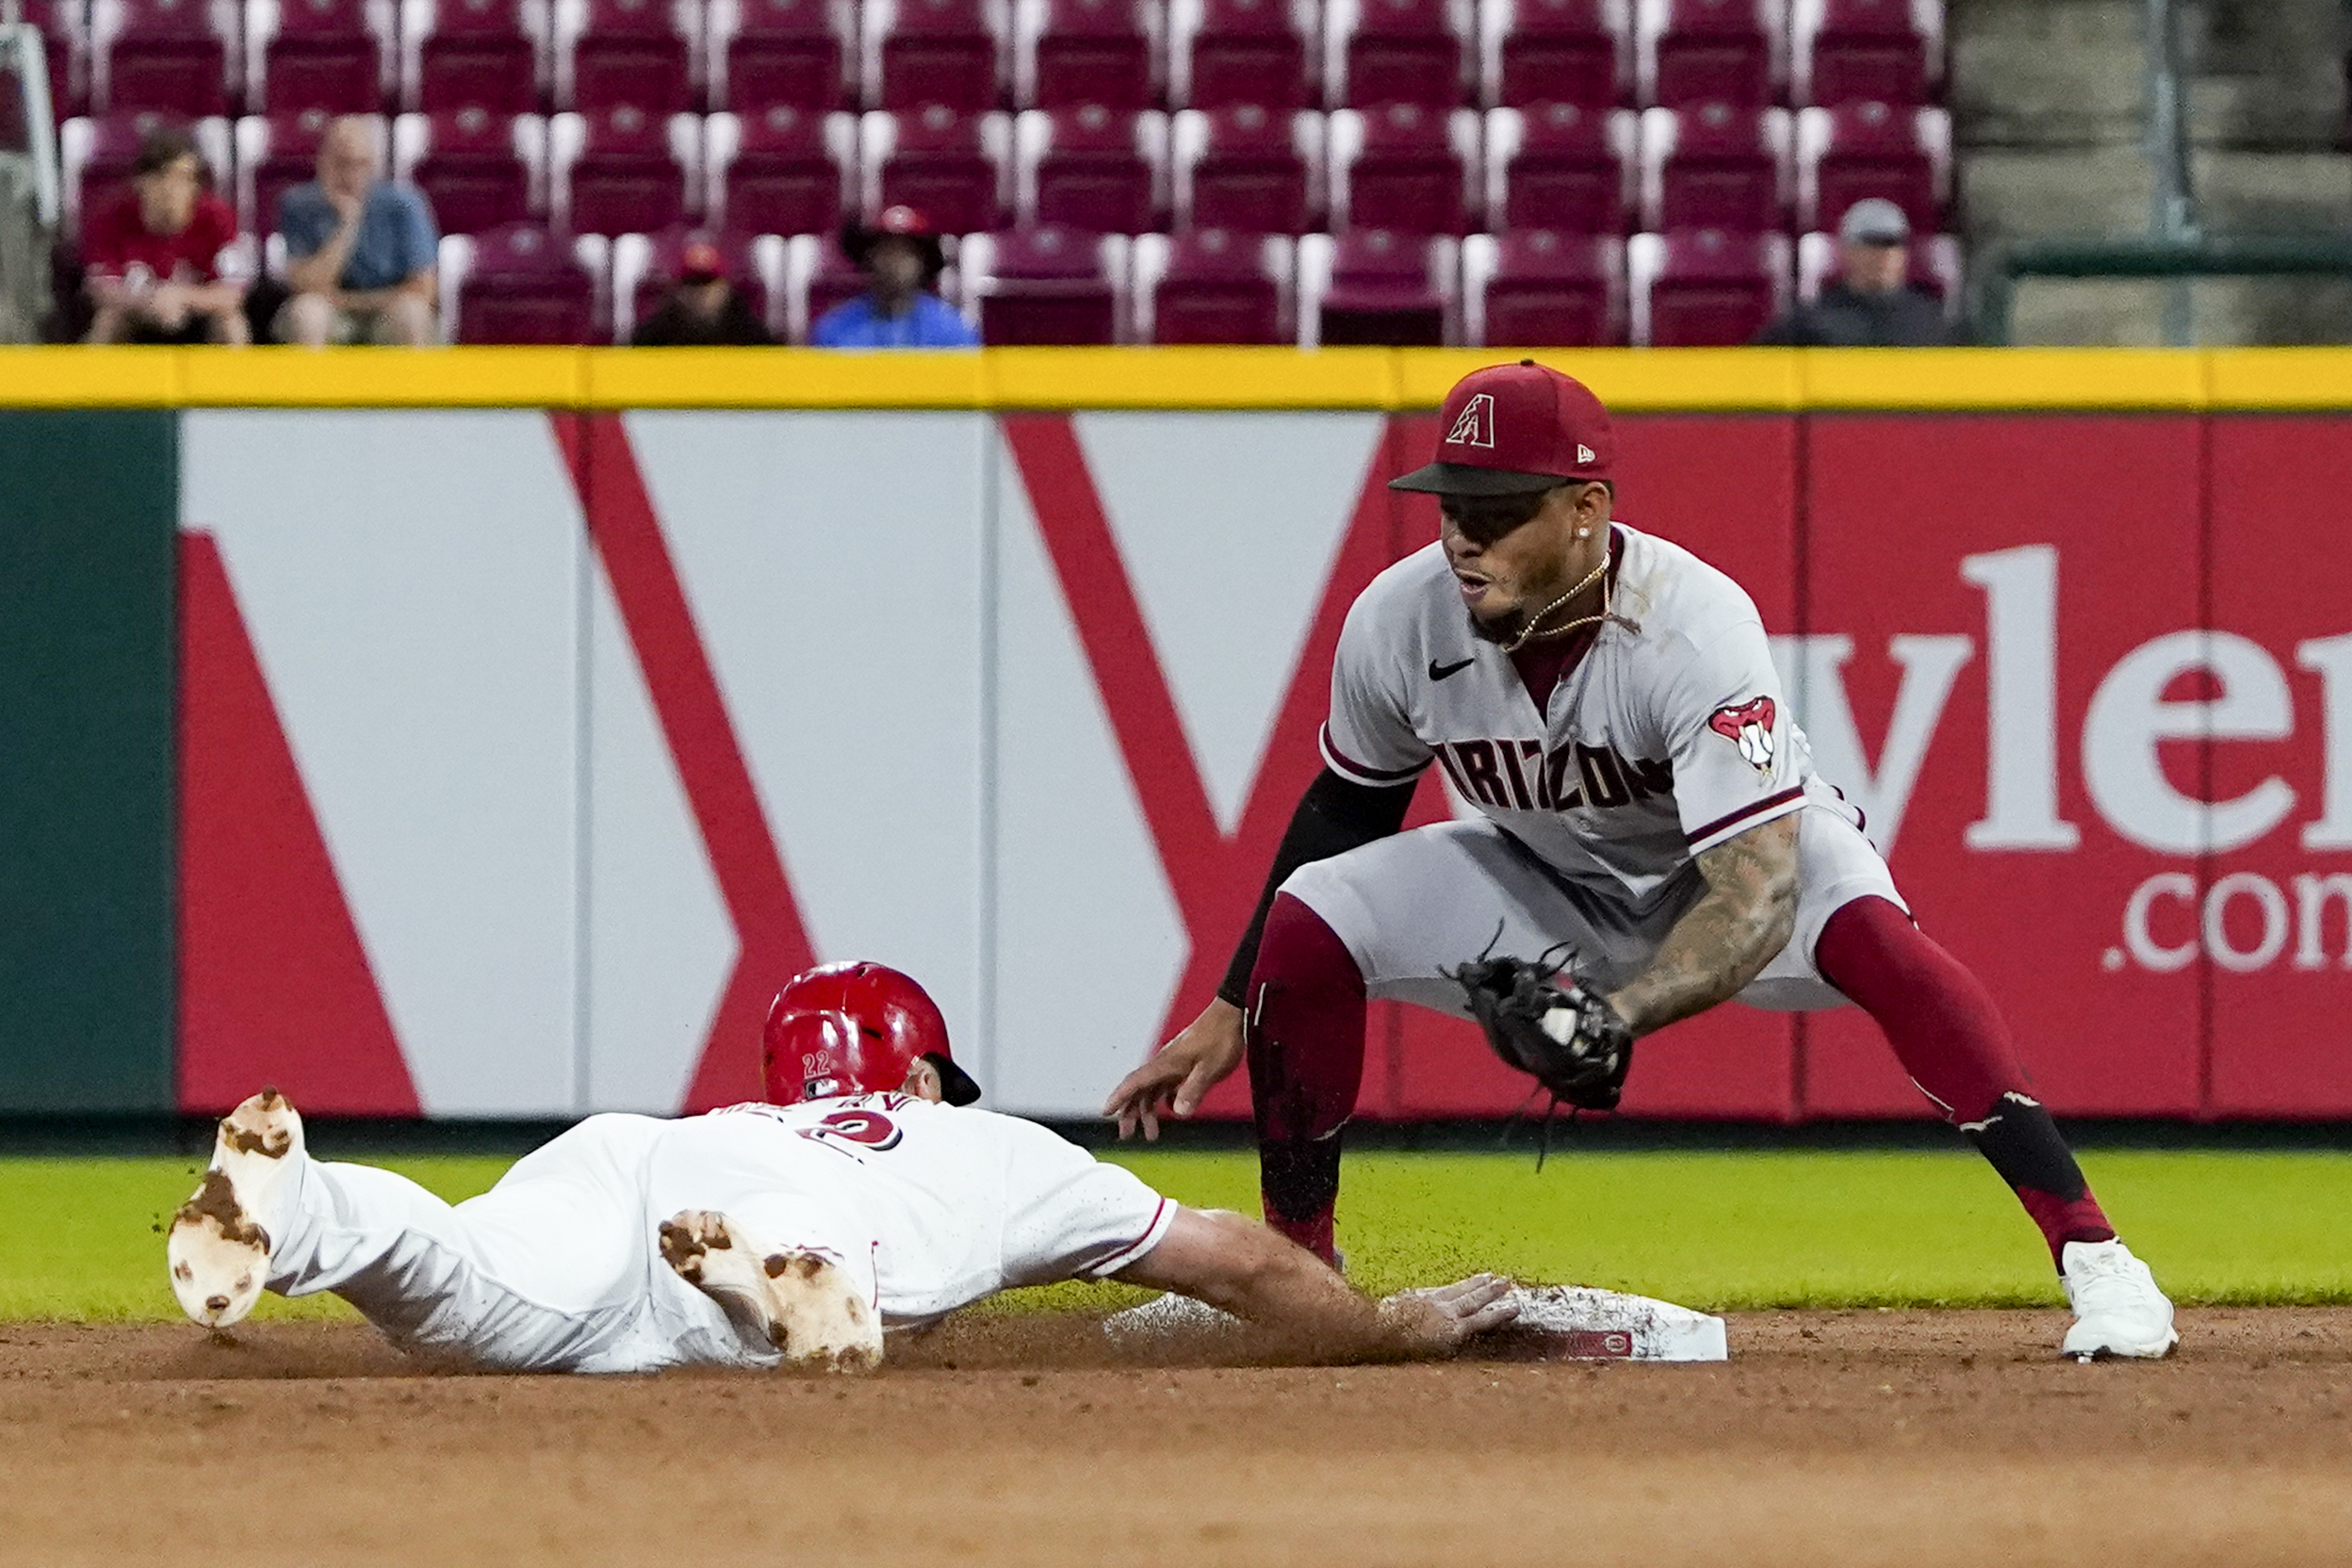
5, 1149, 2345, 1322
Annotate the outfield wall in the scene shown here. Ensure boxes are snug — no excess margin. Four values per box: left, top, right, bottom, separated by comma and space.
3, 347, 2349, 1121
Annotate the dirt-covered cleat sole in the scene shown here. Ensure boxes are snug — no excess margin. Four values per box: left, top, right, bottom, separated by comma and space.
659, 1209, 883, 1373
167, 1087, 304, 1331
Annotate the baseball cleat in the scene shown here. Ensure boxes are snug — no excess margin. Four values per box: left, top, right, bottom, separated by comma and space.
167, 1087, 304, 1331
659, 1210, 884, 1372
2059, 1238, 2178, 1361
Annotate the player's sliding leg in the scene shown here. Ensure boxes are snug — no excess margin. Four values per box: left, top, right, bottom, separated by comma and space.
1814, 895, 2177, 1360
168, 1087, 303, 1329
1246, 891, 1370, 1266
657, 1210, 883, 1372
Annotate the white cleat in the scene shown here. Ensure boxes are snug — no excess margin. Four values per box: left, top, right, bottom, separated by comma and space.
167, 1087, 304, 1331
659, 1210, 884, 1373
2060, 1238, 2179, 1362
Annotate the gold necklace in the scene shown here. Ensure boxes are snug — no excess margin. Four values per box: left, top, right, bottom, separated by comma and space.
1499, 547, 1612, 653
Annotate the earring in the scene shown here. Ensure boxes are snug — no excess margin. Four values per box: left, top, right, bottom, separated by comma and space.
1576, 528, 1591, 538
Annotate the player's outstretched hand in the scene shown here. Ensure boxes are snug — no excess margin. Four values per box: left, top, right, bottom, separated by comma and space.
1104, 998, 1246, 1140
1379, 1274, 1520, 1353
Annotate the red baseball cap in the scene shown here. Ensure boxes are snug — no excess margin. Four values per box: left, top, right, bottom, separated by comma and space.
1390, 360, 1614, 497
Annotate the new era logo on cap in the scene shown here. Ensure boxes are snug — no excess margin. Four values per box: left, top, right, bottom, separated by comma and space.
1445, 394, 1496, 449
1577, 443, 1596, 464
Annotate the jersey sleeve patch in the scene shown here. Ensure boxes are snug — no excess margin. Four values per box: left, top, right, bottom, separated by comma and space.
1706, 696, 1778, 779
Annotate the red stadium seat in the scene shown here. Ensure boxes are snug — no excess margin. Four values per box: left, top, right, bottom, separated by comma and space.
1323, 0, 1468, 109
1167, 0, 1313, 110
1626, 224, 1786, 343
611, 224, 780, 336
1169, 102, 1319, 231
961, 224, 1126, 342
1636, 100, 1787, 232
703, 103, 852, 232
1793, 98, 1944, 233
1327, 100, 1478, 234
235, 106, 383, 232
1299, 226, 1456, 345
1462, 227, 1622, 343
1132, 227, 1292, 342
1790, 0, 1938, 108
1014, 0, 1154, 110
60, 109, 233, 234
1634, 0, 1780, 108
780, 226, 881, 337
1795, 223, 1957, 304
550, 104, 698, 233
863, 0, 1004, 112
708, 0, 851, 109
400, 0, 546, 113
394, 106, 546, 232
442, 220, 606, 339
21, 0, 92, 118
859, 104, 1007, 232
1478, 0, 1623, 110
554, 0, 700, 112
1483, 101, 1633, 233
1013, 104, 1165, 232
244, 0, 389, 114
92, 0, 240, 116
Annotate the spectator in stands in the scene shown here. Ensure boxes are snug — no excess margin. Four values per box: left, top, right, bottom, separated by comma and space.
274, 116, 439, 346
82, 126, 250, 345
1752, 198, 1965, 347
811, 206, 979, 349
632, 237, 775, 346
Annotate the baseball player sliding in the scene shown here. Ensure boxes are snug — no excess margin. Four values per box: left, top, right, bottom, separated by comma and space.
1107, 361, 2179, 1362
166, 962, 1515, 1372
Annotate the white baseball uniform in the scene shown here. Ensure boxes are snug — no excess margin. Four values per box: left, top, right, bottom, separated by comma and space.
1289, 523, 1902, 1012
255, 1095, 1175, 1373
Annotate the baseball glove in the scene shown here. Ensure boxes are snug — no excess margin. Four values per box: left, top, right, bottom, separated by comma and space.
1446, 953, 1634, 1113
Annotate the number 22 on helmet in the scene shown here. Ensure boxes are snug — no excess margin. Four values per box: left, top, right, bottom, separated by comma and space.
760, 960, 983, 1107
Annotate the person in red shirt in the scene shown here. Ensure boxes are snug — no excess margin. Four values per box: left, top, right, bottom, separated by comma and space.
83, 126, 250, 345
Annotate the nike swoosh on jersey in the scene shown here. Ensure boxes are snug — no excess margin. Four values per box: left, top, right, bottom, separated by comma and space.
1428, 657, 1476, 680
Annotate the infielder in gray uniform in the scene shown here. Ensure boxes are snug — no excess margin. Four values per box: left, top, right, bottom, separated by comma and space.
1107, 361, 2178, 1361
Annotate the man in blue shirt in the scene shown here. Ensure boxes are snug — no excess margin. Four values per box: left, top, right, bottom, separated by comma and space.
274, 116, 440, 346
811, 205, 979, 349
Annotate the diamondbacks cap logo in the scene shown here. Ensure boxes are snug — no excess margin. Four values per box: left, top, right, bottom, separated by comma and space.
1707, 696, 1777, 778
1445, 393, 1496, 449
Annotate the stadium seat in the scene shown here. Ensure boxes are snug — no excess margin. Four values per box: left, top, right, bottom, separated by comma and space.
780, 226, 890, 338
1636, 100, 1787, 232
611, 224, 781, 337
1478, 0, 1623, 109
441, 220, 606, 339
1298, 226, 1456, 345
707, 0, 851, 110
1789, 0, 1938, 108
1012, 103, 1164, 232
244, 0, 389, 114
960, 224, 1126, 342
553, 0, 700, 111
1323, 0, 1468, 109
1327, 100, 1477, 234
1167, 0, 1313, 110
1633, 0, 1780, 108
703, 103, 852, 233
1169, 102, 1319, 231
235, 106, 383, 232
92, 0, 240, 116
1795, 223, 1957, 307
60, 109, 233, 233
1792, 98, 1944, 233
863, 0, 1004, 112
1625, 224, 1786, 343
21, 0, 90, 119
1482, 100, 1631, 233
1014, 0, 1154, 110
1131, 226, 1292, 342
550, 104, 698, 233
859, 104, 1007, 232
399, 0, 546, 113
1462, 227, 1622, 343
394, 106, 546, 231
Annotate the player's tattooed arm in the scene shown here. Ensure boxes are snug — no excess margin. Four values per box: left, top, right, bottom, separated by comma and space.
1603, 812, 1801, 1037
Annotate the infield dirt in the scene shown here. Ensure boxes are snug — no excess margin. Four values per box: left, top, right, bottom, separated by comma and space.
0, 1308, 2344, 1567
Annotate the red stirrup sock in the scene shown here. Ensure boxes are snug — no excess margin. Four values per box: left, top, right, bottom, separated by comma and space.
1246, 892, 1368, 1266
1814, 896, 2115, 1266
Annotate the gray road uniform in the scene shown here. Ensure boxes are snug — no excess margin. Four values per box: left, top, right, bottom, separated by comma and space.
1291, 524, 1902, 1014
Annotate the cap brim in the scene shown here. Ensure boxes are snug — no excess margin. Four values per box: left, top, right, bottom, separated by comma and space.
1388, 462, 1575, 497
925, 1052, 983, 1107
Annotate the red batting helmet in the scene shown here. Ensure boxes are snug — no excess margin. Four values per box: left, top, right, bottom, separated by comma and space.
761, 961, 982, 1107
